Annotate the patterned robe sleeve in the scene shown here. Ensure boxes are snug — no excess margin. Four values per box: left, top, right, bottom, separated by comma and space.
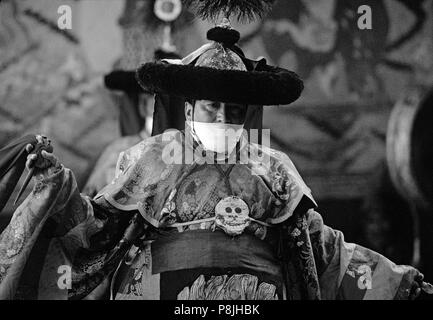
0, 162, 135, 300
264, 149, 425, 300
282, 206, 424, 300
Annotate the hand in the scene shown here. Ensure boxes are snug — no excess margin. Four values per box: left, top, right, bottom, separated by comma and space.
409, 273, 424, 300
25, 135, 61, 177
408, 272, 433, 300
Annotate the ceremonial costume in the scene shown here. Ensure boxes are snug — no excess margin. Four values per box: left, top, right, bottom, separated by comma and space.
0, 128, 426, 300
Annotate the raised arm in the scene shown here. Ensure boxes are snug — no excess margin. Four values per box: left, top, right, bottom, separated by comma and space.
278, 196, 431, 300
0, 137, 140, 299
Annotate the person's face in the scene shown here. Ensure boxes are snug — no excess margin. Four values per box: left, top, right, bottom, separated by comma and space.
185, 100, 247, 125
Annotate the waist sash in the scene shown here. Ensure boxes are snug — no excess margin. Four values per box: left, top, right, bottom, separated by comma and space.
150, 229, 282, 280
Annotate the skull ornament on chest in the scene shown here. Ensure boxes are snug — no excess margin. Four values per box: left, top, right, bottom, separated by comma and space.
215, 196, 250, 236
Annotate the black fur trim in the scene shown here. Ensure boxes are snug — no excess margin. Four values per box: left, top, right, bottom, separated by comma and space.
104, 70, 145, 93
136, 62, 303, 105
103, 49, 180, 93
207, 27, 240, 46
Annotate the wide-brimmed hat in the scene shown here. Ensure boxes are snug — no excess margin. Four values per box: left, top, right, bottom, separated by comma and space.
104, 48, 181, 93
136, 22, 303, 106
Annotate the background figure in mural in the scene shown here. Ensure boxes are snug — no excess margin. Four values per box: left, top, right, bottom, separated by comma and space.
81, 91, 151, 198
82, 0, 189, 197
83, 49, 180, 198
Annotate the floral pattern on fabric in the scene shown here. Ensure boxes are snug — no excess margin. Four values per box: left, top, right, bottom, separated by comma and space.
101, 131, 316, 230
177, 274, 278, 300
270, 165, 300, 203
175, 167, 226, 223
282, 211, 321, 300
160, 189, 177, 222
0, 167, 65, 290
115, 246, 151, 298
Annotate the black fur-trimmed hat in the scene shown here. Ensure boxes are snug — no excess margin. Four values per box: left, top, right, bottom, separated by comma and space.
136, 27, 303, 106
104, 48, 181, 93
136, 0, 303, 106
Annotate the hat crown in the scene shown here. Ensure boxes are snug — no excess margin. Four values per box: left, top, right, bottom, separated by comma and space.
195, 44, 246, 71
194, 17, 246, 71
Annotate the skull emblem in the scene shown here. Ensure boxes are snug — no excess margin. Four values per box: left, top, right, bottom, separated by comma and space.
215, 196, 250, 236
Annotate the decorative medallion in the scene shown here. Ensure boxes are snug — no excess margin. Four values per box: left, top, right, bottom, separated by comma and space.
215, 196, 250, 236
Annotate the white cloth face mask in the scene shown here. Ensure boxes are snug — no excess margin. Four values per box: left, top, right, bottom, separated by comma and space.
189, 120, 244, 155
